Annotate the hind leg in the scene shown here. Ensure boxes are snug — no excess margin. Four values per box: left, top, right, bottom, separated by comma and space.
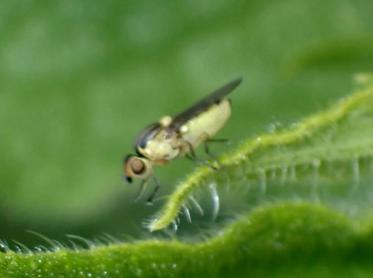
204, 138, 229, 160
184, 141, 219, 170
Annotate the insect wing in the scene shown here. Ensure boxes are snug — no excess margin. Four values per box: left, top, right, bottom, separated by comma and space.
168, 77, 242, 131
134, 122, 162, 150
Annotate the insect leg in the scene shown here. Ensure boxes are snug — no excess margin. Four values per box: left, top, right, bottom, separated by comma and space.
185, 141, 218, 170
146, 176, 161, 205
204, 138, 229, 159
134, 179, 147, 202
207, 138, 230, 143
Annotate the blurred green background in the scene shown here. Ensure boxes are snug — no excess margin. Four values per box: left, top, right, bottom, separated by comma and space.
0, 0, 372, 246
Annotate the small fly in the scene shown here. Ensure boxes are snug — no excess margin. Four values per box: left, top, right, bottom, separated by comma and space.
123, 77, 242, 203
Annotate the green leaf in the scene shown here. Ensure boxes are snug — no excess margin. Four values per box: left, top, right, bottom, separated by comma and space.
1, 202, 373, 277
1, 0, 373, 227
1, 0, 373, 276
149, 80, 373, 231
2, 80, 373, 277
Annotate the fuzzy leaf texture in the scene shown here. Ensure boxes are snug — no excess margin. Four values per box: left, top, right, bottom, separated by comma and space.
2, 79, 373, 277
149, 78, 373, 231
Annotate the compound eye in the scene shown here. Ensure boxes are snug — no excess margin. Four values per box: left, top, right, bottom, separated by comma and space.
131, 158, 146, 175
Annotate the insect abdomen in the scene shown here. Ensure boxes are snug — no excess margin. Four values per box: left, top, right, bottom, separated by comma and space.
181, 98, 231, 148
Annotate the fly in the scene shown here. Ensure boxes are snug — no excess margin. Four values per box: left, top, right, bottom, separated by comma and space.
123, 77, 242, 203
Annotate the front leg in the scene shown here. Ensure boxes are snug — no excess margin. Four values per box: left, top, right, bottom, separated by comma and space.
134, 179, 147, 202
146, 176, 161, 205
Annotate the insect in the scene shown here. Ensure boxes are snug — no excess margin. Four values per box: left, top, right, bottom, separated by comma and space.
123, 77, 242, 203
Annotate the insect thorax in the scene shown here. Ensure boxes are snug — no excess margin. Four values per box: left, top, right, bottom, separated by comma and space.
137, 129, 181, 162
